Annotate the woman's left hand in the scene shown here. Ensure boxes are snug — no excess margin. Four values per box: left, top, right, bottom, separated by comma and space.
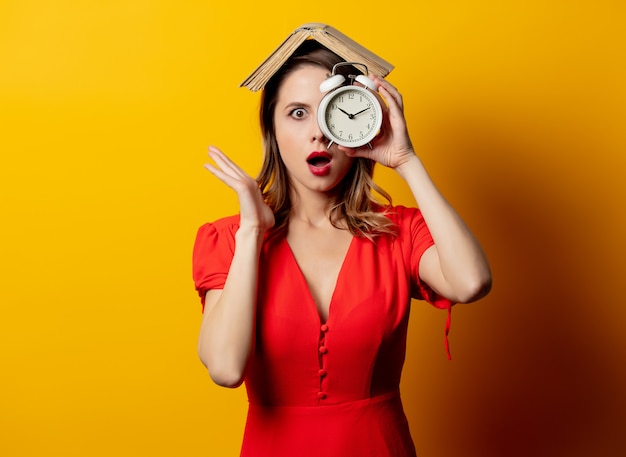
339, 75, 417, 169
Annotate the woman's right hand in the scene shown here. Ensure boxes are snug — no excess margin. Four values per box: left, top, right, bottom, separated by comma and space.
204, 146, 275, 234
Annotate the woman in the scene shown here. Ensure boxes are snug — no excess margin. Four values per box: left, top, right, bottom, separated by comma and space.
193, 40, 491, 456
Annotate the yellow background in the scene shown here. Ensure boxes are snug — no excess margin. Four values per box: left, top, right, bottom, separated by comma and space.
1, 1, 625, 456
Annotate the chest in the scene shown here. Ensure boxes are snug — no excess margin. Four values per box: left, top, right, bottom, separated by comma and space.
251, 235, 414, 404
285, 228, 353, 322
258, 235, 412, 331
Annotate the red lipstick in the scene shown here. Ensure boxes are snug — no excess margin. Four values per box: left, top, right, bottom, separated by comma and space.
306, 151, 332, 176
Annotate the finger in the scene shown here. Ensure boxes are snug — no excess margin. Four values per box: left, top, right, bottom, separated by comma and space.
372, 75, 400, 99
378, 85, 403, 114
338, 145, 374, 161
378, 87, 407, 130
208, 146, 241, 174
204, 162, 239, 188
207, 146, 248, 179
373, 76, 404, 111
205, 147, 252, 189
205, 163, 261, 198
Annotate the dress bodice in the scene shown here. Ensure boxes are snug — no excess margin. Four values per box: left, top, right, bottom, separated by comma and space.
192, 206, 452, 457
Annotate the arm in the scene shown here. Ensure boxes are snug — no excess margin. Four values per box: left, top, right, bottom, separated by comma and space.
342, 77, 491, 303
197, 146, 274, 387
396, 155, 492, 303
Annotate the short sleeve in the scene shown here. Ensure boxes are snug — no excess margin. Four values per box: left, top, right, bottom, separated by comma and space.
392, 206, 454, 310
390, 206, 455, 359
192, 216, 239, 309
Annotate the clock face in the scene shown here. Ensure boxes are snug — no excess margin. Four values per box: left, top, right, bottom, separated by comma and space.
318, 85, 382, 148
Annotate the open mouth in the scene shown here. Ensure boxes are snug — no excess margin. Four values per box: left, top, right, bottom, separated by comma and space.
307, 151, 332, 167
306, 151, 332, 176
307, 156, 331, 168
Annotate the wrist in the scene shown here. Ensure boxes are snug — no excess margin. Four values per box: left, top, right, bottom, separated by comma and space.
394, 152, 422, 177
235, 225, 267, 246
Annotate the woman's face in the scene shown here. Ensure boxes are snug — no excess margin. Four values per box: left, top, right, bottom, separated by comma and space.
273, 65, 355, 197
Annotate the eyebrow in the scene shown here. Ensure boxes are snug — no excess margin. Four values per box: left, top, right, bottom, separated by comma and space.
282, 101, 313, 111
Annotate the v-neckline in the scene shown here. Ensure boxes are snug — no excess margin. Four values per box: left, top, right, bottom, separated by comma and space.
283, 235, 356, 325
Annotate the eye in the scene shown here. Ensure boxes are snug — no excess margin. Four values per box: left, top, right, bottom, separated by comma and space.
289, 108, 307, 119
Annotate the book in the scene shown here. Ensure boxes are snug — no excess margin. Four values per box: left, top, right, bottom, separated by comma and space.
240, 23, 394, 92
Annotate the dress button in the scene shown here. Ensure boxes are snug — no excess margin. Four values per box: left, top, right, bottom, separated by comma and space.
320, 324, 329, 333
319, 346, 328, 354
317, 392, 326, 399
318, 369, 327, 377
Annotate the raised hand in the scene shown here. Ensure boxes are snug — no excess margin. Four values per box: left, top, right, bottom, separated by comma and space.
204, 146, 275, 234
339, 75, 417, 170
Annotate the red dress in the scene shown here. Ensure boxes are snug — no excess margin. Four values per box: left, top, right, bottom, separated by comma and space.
193, 206, 452, 457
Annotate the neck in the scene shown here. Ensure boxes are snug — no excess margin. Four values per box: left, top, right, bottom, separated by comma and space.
289, 189, 341, 228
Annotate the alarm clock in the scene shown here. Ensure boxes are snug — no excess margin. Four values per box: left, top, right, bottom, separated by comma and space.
317, 62, 383, 149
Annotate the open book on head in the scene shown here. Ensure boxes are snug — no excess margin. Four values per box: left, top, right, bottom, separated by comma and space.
240, 23, 394, 92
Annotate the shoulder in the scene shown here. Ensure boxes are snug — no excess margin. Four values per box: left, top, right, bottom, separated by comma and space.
196, 214, 240, 237
196, 214, 284, 247
382, 205, 424, 227
194, 214, 240, 254
382, 205, 433, 249
200, 214, 240, 230
192, 215, 241, 302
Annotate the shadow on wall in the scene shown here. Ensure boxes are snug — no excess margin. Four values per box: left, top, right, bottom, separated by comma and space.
402, 102, 626, 457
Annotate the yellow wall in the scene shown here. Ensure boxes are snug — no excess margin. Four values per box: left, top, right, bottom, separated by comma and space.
1, 1, 624, 456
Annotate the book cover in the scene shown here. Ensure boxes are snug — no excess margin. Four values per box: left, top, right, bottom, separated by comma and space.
240, 23, 394, 92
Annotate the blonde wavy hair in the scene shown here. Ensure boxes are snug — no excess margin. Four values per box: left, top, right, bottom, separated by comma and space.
257, 41, 396, 240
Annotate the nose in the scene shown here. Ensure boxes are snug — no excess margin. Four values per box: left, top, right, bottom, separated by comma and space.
311, 118, 327, 143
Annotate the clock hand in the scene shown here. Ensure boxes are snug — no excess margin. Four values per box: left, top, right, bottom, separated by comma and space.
338, 107, 355, 119
352, 107, 371, 117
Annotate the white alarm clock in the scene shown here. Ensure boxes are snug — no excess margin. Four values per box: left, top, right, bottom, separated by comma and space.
317, 62, 383, 149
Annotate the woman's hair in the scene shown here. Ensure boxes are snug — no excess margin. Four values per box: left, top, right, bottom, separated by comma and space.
257, 40, 396, 239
